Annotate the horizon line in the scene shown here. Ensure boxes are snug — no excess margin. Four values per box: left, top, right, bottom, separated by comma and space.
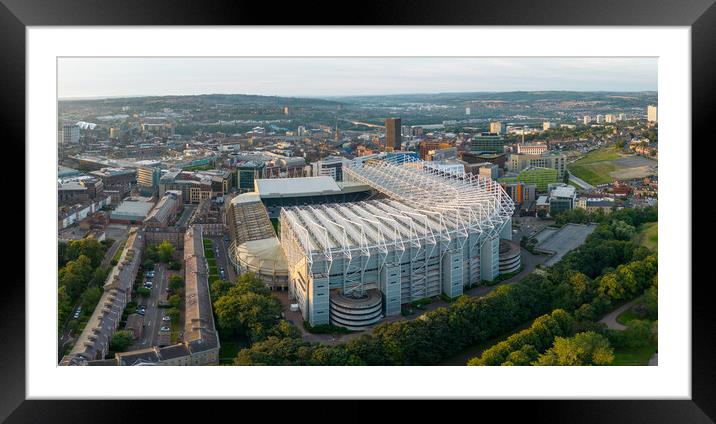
58, 89, 659, 102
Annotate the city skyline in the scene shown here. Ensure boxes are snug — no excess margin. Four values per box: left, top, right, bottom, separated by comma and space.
58, 57, 657, 99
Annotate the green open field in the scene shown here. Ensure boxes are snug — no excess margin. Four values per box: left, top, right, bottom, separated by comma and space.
612, 343, 657, 366
567, 147, 621, 185
633, 222, 658, 251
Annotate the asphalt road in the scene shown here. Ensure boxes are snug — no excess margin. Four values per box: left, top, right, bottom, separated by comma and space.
598, 299, 638, 331
137, 263, 169, 348
208, 234, 236, 283
100, 234, 128, 269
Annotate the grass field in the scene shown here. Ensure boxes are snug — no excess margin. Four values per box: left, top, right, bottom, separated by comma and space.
567, 147, 622, 185
612, 343, 657, 366
633, 222, 658, 251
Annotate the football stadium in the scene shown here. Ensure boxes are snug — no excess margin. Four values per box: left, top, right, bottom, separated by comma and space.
229, 154, 515, 330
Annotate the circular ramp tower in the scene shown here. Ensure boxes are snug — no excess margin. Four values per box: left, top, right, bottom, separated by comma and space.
499, 239, 522, 274
329, 288, 383, 331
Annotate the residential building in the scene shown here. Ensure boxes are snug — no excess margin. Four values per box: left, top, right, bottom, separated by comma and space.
516, 143, 548, 155
647, 105, 658, 123
60, 228, 144, 365
137, 166, 163, 196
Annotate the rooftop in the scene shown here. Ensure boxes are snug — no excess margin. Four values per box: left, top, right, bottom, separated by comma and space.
183, 226, 219, 353
255, 176, 341, 197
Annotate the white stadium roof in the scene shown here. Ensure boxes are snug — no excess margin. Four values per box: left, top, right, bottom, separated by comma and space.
280, 154, 514, 258
255, 176, 341, 197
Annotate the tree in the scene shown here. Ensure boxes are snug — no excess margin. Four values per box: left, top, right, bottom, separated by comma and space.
157, 240, 175, 263
64, 238, 106, 268
137, 287, 151, 298
210, 279, 233, 300
643, 285, 658, 320
537, 209, 547, 219
110, 330, 133, 352
622, 320, 654, 348
535, 331, 614, 366
59, 255, 93, 300
80, 287, 102, 311
58, 286, 73, 328
169, 294, 182, 308
167, 307, 180, 322
89, 266, 110, 287
169, 275, 184, 291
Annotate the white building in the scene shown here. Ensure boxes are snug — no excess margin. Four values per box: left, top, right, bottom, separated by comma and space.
583, 115, 591, 125
60, 123, 80, 144
647, 105, 658, 123
281, 154, 514, 328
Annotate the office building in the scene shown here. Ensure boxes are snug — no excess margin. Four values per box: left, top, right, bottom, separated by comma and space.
312, 156, 345, 182
548, 184, 577, 215
468, 133, 505, 154
385, 117, 402, 151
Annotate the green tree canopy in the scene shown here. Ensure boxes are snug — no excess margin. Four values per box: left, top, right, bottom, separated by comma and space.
157, 240, 175, 263
535, 331, 614, 366
110, 330, 134, 353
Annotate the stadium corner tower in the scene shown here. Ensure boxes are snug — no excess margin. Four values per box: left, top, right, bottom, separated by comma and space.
279, 154, 515, 330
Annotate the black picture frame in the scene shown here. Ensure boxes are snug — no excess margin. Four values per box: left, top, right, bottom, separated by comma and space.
2, 0, 712, 421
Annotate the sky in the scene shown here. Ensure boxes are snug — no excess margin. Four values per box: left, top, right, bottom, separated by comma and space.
57, 57, 657, 99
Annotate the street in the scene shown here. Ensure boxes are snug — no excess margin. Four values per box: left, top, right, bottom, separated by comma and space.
135, 263, 170, 349
207, 234, 236, 283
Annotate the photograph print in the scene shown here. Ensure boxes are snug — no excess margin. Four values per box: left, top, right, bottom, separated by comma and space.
56, 57, 658, 367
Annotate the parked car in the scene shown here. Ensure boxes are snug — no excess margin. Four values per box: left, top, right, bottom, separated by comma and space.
160, 326, 170, 332
73, 307, 81, 319
162, 316, 171, 321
